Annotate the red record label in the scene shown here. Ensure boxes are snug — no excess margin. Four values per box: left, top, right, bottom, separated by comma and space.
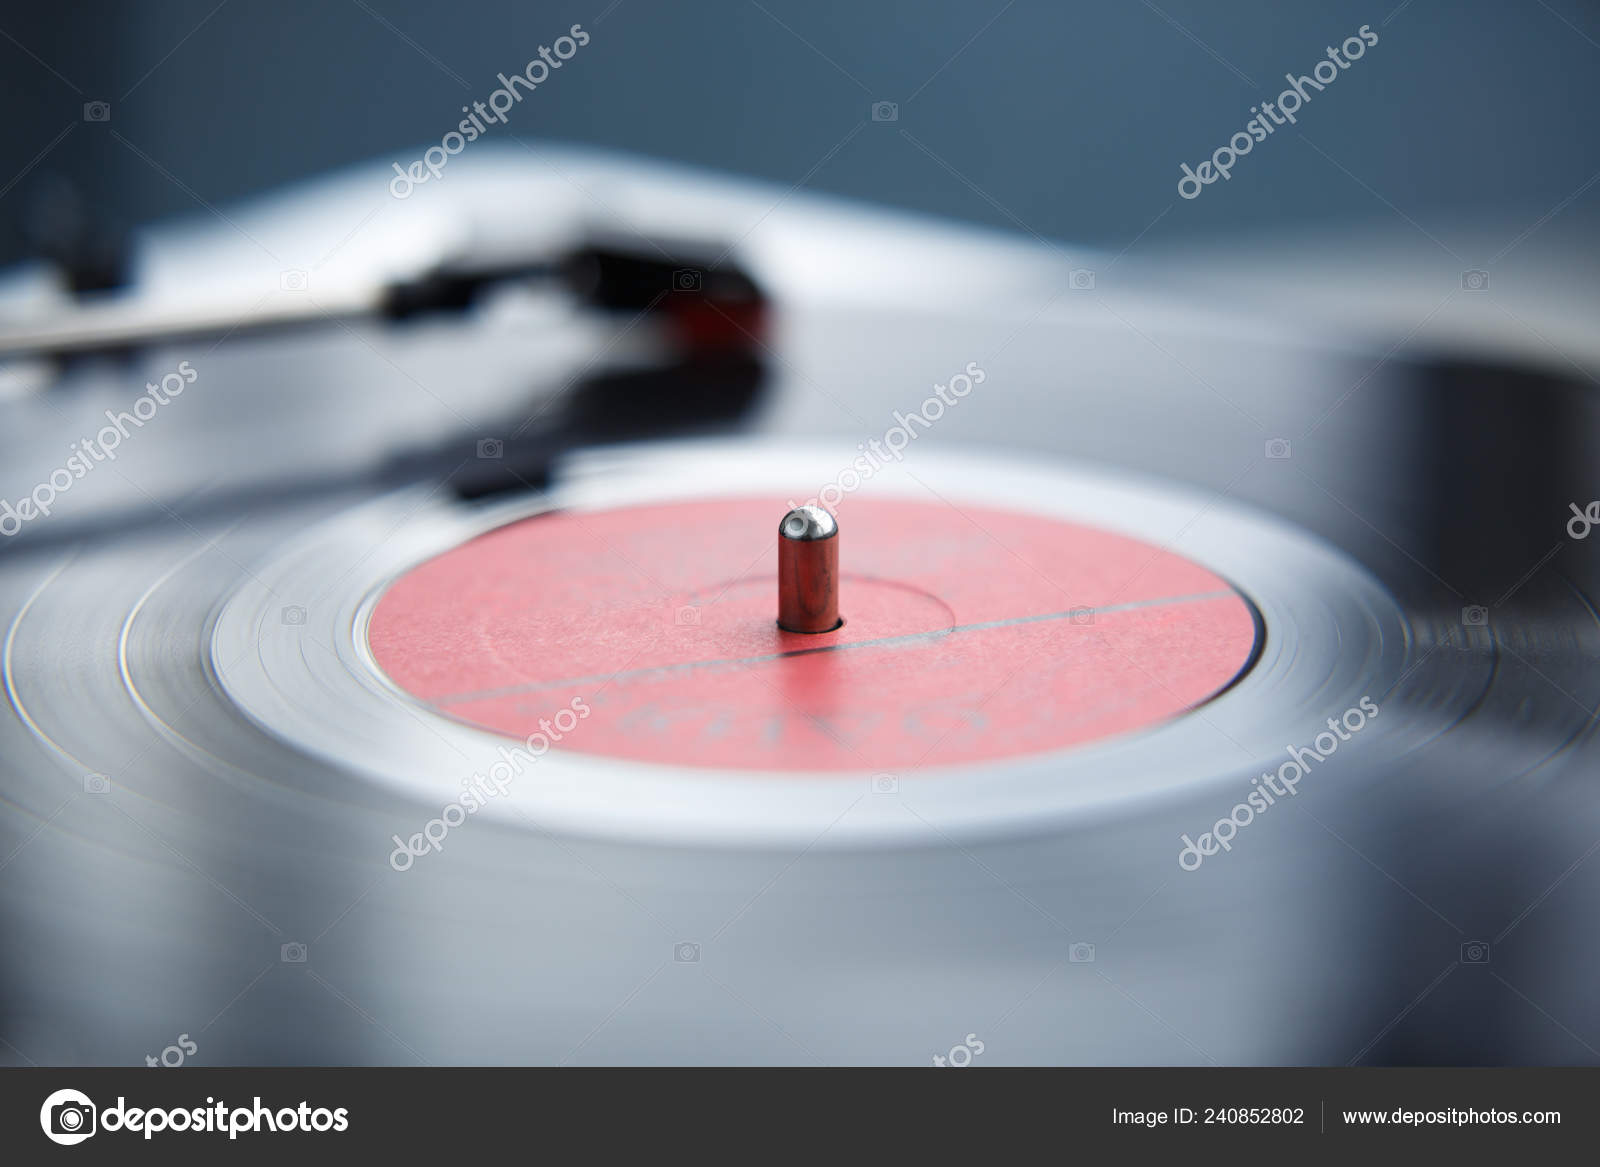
366, 496, 1259, 772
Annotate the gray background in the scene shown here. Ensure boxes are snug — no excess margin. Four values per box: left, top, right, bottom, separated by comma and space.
1, 0, 1596, 266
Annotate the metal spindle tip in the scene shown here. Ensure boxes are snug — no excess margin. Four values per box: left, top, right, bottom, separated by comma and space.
780, 505, 837, 542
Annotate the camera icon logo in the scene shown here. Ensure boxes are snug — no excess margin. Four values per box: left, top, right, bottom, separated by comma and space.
1069, 942, 1096, 963
671, 269, 702, 292
1461, 269, 1490, 291
1067, 606, 1095, 626
674, 941, 700, 963
1461, 605, 1489, 627
871, 773, 899, 794
40, 1088, 97, 1145
82, 101, 111, 123
1460, 940, 1490, 964
1069, 268, 1096, 291
279, 269, 308, 292
281, 605, 307, 626
1265, 437, 1292, 460
281, 941, 308, 963
675, 605, 701, 626
476, 437, 504, 460
83, 773, 111, 795
871, 101, 899, 122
